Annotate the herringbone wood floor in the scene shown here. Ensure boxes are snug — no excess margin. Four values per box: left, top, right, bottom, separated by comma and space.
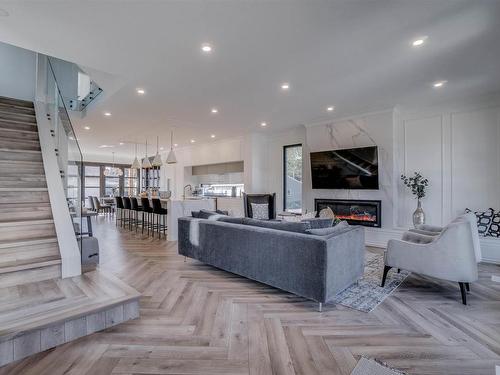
1, 216, 499, 374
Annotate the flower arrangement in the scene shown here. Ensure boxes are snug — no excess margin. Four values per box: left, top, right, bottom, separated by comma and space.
401, 172, 428, 199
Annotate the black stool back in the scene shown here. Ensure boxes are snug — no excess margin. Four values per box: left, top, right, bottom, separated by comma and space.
115, 196, 124, 209
141, 198, 152, 213
130, 197, 140, 211
122, 197, 131, 210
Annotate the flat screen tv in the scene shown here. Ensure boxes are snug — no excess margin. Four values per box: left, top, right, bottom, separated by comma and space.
310, 146, 379, 189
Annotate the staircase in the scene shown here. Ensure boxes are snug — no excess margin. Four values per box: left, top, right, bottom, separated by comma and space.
0, 96, 62, 288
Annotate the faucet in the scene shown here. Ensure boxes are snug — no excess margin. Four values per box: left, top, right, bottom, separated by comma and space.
183, 184, 192, 199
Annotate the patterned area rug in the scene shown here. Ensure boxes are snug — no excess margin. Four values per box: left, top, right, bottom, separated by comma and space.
331, 251, 410, 312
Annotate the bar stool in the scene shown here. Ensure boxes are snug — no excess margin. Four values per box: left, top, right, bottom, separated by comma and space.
141, 198, 154, 236
115, 196, 124, 227
88, 196, 96, 212
151, 199, 168, 238
93, 197, 112, 215
122, 197, 132, 229
129, 197, 142, 232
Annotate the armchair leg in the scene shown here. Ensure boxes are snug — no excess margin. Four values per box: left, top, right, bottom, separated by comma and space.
459, 282, 467, 305
318, 302, 322, 313
397, 268, 401, 273
381, 265, 391, 287
465, 282, 470, 292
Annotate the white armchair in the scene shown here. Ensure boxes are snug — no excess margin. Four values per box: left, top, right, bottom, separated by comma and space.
409, 212, 482, 262
382, 220, 478, 304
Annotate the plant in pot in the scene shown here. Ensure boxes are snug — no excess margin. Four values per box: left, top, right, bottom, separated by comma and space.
401, 172, 429, 227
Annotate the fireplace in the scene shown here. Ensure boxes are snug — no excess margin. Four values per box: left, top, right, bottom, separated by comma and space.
314, 199, 381, 228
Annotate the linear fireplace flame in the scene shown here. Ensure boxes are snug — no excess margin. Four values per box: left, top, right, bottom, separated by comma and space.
315, 199, 381, 228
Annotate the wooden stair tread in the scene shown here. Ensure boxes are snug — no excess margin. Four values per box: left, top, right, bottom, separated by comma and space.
0, 146, 42, 155
0, 187, 47, 192
0, 103, 35, 116
0, 219, 54, 228
0, 109, 36, 118
0, 257, 61, 274
0, 96, 34, 108
0, 237, 57, 249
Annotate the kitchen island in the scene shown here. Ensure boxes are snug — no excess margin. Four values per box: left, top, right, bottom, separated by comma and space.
167, 198, 216, 241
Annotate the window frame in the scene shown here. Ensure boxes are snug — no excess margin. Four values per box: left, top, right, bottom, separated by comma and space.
283, 143, 303, 213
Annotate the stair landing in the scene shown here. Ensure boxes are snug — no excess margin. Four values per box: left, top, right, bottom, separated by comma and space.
0, 270, 140, 366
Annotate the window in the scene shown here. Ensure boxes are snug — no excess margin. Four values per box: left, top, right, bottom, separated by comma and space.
84, 165, 101, 199
283, 144, 302, 213
66, 163, 81, 208
124, 168, 139, 197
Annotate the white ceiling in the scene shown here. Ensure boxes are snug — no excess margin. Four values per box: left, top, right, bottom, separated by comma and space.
1, 0, 500, 161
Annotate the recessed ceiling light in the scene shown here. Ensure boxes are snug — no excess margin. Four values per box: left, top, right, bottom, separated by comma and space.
210, 134, 216, 138
160, 146, 164, 150
190, 139, 196, 143
119, 142, 124, 145
84, 126, 91, 130
174, 143, 178, 147
104, 112, 112, 117
281, 83, 290, 90
260, 122, 267, 127
201, 43, 212, 53
433, 80, 447, 88
412, 36, 428, 47
211, 108, 218, 114
0, 9, 9, 17
136, 88, 145, 95
327, 106, 335, 112
99, 144, 114, 148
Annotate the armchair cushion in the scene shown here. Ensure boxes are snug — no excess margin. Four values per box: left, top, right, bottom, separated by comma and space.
402, 231, 435, 244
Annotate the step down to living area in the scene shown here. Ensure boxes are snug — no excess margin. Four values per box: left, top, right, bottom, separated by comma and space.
0, 270, 140, 366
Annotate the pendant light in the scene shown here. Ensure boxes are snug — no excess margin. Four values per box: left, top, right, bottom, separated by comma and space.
142, 138, 152, 169
131, 141, 141, 169
152, 136, 163, 167
104, 152, 123, 177
166, 129, 177, 164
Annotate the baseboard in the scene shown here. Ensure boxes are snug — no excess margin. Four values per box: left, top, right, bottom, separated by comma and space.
364, 227, 500, 264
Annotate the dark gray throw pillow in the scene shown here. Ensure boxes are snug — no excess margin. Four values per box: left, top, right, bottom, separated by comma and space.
216, 216, 245, 225
242, 217, 311, 233
306, 220, 349, 235
302, 217, 333, 229
191, 211, 201, 218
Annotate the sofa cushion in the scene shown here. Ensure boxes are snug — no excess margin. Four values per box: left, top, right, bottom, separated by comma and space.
242, 217, 311, 233
302, 217, 333, 229
193, 209, 227, 219
250, 203, 269, 220
306, 221, 349, 236
216, 216, 245, 225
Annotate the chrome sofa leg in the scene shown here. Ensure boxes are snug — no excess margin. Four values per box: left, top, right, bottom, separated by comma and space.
184, 256, 187, 263
318, 302, 322, 312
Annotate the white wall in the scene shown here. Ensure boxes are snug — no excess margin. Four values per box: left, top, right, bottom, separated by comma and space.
397, 101, 500, 228
0, 41, 36, 101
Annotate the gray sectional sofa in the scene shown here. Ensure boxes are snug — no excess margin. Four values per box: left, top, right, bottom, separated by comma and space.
178, 215, 365, 310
